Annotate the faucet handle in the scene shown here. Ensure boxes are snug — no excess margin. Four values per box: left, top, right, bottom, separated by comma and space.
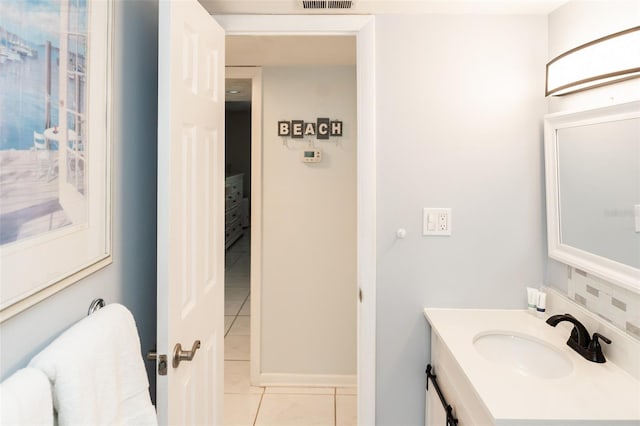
592, 332, 611, 345
588, 333, 611, 363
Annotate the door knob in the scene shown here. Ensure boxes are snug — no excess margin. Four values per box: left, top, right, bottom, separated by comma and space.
172, 340, 201, 368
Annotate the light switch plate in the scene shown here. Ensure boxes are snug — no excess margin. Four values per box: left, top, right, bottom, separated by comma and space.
423, 208, 451, 236
635, 204, 640, 233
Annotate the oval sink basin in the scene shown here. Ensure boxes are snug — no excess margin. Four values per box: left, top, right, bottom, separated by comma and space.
473, 331, 573, 379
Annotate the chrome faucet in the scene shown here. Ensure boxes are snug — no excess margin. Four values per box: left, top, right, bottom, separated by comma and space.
546, 313, 611, 363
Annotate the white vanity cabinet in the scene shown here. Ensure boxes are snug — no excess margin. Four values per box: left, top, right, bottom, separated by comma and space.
426, 331, 493, 426
424, 308, 640, 426
225, 173, 244, 249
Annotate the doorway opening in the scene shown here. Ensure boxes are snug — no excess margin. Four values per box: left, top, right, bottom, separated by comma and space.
223, 77, 252, 343
223, 35, 358, 425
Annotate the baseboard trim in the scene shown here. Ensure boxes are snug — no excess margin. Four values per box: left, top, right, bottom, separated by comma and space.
258, 373, 357, 388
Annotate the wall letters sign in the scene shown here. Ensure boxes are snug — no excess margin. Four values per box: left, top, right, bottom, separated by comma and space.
278, 118, 343, 139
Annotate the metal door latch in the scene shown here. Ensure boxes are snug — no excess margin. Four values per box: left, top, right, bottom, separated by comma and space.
147, 350, 168, 376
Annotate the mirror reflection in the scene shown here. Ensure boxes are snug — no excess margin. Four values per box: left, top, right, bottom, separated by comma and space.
557, 117, 640, 269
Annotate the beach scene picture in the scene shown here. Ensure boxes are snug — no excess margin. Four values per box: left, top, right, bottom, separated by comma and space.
0, 0, 88, 246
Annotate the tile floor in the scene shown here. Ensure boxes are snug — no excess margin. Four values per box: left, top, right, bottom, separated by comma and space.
224, 230, 357, 426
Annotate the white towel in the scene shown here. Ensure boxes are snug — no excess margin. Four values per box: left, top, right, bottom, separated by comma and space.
0, 367, 54, 426
28, 304, 157, 426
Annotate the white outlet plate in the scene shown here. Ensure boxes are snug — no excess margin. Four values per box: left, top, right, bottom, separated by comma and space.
423, 208, 451, 236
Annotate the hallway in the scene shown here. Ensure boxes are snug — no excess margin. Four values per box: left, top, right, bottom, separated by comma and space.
223, 231, 357, 426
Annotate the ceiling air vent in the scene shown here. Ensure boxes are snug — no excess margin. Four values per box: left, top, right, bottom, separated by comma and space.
327, 1, 353, 8
303, 1, 326, 8
302, 0, 354, 9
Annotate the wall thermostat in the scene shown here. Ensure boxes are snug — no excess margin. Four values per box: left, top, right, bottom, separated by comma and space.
302, 149, 322, 163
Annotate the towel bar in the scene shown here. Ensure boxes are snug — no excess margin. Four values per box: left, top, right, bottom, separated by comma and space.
88, 298, 105, 315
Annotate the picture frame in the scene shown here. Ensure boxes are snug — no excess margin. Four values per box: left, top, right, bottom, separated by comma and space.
0, 0, 114, 321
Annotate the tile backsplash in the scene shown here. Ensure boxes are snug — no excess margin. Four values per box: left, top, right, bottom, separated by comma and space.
567, 267, 640, 340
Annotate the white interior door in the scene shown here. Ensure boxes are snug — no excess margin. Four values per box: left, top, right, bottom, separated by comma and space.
157, 1, 225, 424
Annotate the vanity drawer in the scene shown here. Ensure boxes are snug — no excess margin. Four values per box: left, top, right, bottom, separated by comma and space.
428, 332, 493, 426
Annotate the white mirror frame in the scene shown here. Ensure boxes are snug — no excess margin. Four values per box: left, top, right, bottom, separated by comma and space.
544, 100, 640, 293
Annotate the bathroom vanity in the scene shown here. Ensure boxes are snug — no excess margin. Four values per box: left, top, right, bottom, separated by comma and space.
421, 79, 640, 426
424, 308, 640, 426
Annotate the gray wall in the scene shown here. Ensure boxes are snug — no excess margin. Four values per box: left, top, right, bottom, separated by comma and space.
260, 66, 357, 381
0, 0, 159, 399
374, 14, 548, 425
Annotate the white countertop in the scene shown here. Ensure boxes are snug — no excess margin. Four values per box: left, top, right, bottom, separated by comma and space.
424, 308, 640, 425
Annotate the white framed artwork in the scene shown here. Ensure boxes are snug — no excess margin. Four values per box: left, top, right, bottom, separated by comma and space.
0, 0, 113, 321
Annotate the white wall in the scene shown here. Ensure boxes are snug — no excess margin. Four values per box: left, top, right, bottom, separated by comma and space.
0, 0, 159, 398
260, 66, 357, 380
374, 14, 548, 425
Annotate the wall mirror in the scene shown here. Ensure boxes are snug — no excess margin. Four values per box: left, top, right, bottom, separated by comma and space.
544, 101, 640, 293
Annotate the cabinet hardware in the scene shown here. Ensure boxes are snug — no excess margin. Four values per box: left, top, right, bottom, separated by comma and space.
426, 364, 458, 426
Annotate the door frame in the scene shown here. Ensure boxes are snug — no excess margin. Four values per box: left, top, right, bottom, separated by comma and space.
217, 15, 377, 425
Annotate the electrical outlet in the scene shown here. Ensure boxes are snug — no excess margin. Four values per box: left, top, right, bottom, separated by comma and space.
423, 208, 451, 236
438, 212, 448, 231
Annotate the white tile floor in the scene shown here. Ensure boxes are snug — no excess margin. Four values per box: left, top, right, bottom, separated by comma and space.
224, 230, 357, 426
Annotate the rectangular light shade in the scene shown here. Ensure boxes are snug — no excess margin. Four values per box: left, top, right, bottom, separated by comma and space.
546, 26, 640, 96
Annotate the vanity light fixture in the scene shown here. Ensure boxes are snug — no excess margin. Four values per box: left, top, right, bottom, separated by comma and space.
545, 26, 640, 96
